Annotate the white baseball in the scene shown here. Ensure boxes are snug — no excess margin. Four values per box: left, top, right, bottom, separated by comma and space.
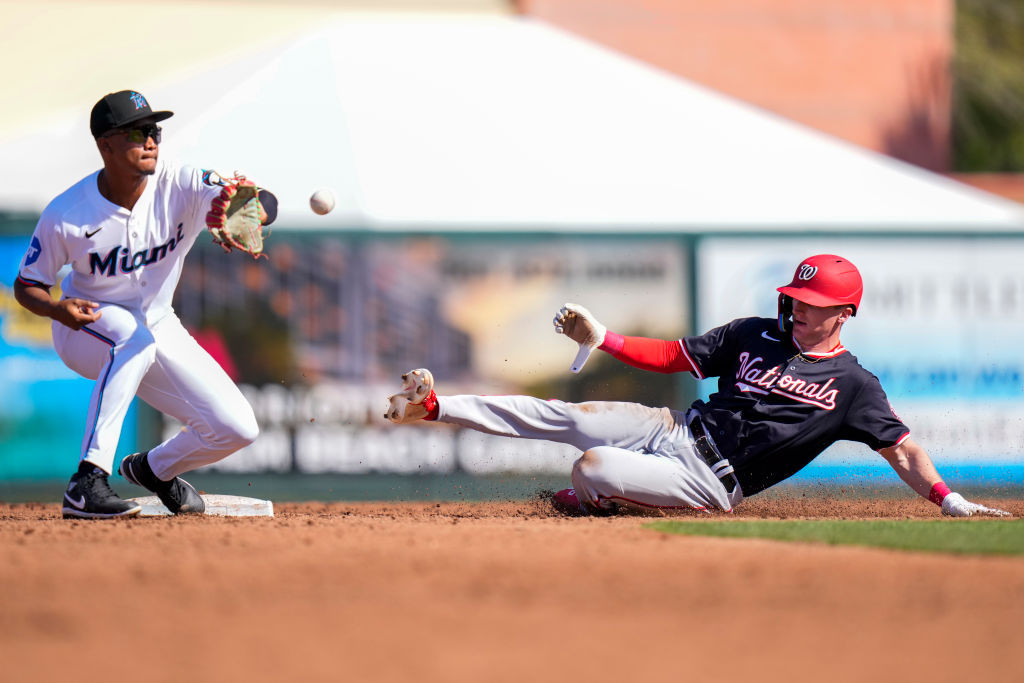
309, 188, 335, 215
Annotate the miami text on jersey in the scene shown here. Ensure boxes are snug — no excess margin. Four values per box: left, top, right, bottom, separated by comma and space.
89, 223, 184, 277
735, 351, 839, 410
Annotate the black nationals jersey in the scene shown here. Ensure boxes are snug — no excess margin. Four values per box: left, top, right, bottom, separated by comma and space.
681, 317, 909, 496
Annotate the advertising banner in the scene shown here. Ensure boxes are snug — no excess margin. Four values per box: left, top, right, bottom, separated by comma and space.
168, 235, 690, 476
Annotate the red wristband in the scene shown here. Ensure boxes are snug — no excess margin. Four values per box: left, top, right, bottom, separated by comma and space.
928, 482, 952, 506
599, 331, 624, 354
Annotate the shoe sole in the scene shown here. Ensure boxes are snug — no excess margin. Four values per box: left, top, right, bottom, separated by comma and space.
62, 504, 142, 520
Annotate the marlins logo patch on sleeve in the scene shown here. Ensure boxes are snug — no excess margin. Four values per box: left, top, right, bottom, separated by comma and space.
24, 236, 42, 266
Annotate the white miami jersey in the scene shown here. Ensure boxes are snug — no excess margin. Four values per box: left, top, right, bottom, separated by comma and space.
18, 160, 222, 325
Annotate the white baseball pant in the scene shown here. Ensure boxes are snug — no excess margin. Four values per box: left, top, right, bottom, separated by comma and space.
437, 395, 742, 512
52, 303, 258, 480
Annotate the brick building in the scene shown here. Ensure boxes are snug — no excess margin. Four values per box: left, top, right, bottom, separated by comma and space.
518, 0, 953, 171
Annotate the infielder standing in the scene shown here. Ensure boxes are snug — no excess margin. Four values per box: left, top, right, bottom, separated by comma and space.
386, 255, 1010, 518
14, 90, 274, 519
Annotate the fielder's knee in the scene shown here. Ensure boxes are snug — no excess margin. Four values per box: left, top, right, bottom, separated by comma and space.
228, 413, 260, 450
209, 409, 259, 452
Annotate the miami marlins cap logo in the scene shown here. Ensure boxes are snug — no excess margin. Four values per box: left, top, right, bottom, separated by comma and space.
90, 89, 174, 138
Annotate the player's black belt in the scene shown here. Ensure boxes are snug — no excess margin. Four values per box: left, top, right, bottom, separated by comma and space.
688, 416, 739, 494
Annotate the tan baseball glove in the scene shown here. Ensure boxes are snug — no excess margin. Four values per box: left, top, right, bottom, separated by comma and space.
205, 175, 273, 258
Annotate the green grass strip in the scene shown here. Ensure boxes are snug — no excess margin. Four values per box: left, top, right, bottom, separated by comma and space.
647, 519, 1024, 556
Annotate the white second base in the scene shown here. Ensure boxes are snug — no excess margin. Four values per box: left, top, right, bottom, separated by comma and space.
130, 494, 274, 518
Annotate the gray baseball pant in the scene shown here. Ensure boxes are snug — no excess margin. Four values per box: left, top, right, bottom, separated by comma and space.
437, 395, 741, 512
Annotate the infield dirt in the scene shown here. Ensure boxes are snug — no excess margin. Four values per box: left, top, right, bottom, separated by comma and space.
2, 496, 1022, 682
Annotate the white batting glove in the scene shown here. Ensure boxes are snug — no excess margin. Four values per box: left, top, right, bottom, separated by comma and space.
553, 303, 607, 347
553, 303, 607, 373
940, 492, 1011, 517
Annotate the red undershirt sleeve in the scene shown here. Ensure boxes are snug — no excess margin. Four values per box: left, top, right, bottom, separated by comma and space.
598, 331, 694, 374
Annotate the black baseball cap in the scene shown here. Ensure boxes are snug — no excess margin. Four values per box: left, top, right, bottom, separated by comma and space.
90, 90, 173, 138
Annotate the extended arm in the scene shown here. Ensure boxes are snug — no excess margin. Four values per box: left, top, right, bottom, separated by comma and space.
13, 278, 101, 330
879, 437, 1010, 517
599, 333, 694, 374
553, 303, 693, 374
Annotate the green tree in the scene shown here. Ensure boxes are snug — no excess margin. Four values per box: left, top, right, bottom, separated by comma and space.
953, 0, 1024, 171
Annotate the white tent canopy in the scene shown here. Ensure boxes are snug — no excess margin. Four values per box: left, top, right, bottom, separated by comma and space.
3, 13, 1024, 232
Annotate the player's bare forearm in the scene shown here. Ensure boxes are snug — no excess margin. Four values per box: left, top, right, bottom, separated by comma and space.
880, 437, 1011, 516
879, 438, 941, 500
13, 279, 101, 330
13, 279, 56, 317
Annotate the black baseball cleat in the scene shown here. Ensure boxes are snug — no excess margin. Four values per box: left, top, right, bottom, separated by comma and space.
62, 463, 142, 519
119, 452, 205, 514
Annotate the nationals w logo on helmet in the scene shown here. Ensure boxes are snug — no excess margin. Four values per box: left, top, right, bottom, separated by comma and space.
797, 265, 818, 281
777, 254, 863, 314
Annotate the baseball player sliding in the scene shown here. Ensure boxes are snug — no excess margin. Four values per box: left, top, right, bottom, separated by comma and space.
13, 90, 276, 519
386, 255, 1010, 518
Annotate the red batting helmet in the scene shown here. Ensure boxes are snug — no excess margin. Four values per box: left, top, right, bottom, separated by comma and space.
777, 254, 863, 314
